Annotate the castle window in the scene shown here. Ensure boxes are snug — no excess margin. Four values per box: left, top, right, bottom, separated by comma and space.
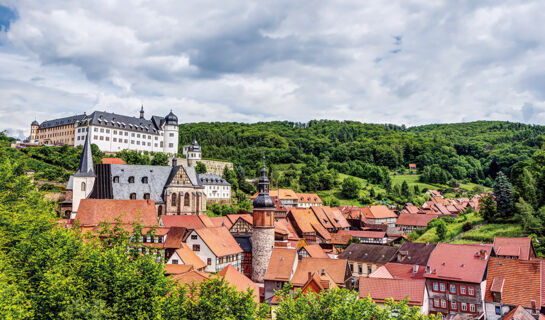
130, 193, 136, 199
113, 176, 119, 183
171, 194, 177, 206
184, 193, 190, 206
143, 193, 150, 200
128, 176, 135, 183
81, 182, 86, 191
142, 177, 148, 184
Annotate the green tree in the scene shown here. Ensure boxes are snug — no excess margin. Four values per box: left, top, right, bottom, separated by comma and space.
401, 180, 410, 197
341, 177, 361, 199
436, 219, 448, 241
515, 198, 542, 234
479, 195, 498, 222
195, 161, 207, 174
151, 152, 169, 166
493, 172, 514, 220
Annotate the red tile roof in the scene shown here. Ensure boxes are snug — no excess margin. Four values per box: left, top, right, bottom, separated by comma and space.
101, 157, 127, 164
369, 262, 426, 280
296, 193, 322, 204
301, 244, 329, 259
361, 206, 397, 219
501, 305, 536, 320
395, 213, 438, 227
209, 216, 233, 229
174, 243, 207, 270
226, 214, 253, 225
310, 206, 334, 230
425, 243, 492, 283
485, 258, 542, 308
291, 258, 348, 287
194, 227, 243, 257
337, 229, 386, 239
172, 270, 210, 286
76, 199, 158, 227
493, 237, 534, 260
359, 278, 425, 306
164, 264, 194, 275
161, 215, 206, 229
264, 248, 297, 281
218, 265, 259, 302
329, 233, 352, 245
163, 227, 186, 248
289, 209, 331, 240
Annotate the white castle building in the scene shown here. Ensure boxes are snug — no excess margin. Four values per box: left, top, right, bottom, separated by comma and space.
73, 107, 179, 155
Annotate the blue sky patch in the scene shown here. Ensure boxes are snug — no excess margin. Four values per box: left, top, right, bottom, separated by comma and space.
0, 5, 17, 31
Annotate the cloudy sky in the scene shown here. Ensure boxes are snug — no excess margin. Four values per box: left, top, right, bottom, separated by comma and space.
1, 0, 545, 138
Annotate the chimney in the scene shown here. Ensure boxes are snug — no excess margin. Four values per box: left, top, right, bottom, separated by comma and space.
172, 157, 177, 167
412, 265, 419, 273
479, 249, 487, 259
531, 300, 537, 314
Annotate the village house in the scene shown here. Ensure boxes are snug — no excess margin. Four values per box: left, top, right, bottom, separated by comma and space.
395, 213, 439, 233
337, 229, 389, 245
217, 265, 260, 303
484, 257, 544, 320
291, 257, 352, 289
361, 206, 398, 226
369, 262, 426, 280
263, 248, 298, 303
492, 237, 536, 260
296, 193, 322, 208
287, 208, 331, 244
392, 242, 437, 266
359, 278, 429, 314
183, 226, 243, 273
165, 242, 207, 271
310, 206, 351, 232
425, 243, 492, 318
297, 244, 329, 260
252, 189, 299, 208
337, 243, 398, 280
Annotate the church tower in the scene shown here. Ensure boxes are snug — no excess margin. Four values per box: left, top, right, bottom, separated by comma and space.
30, 120, 39, 143
163, 110, 179, 155
186, 139, 202, 167
251, 157, 275, 283
71, 131, 95, 218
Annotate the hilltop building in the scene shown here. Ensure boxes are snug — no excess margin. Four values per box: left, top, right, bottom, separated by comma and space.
30, 114, 85, 146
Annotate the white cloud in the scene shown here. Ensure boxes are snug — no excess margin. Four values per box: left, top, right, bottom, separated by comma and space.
1, 0, 545, 138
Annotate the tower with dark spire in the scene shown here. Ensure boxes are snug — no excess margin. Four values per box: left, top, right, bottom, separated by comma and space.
72, 131, 96, 217
251, 156, 275, 283
186, 139, 202, 167
140, 105, 145, 119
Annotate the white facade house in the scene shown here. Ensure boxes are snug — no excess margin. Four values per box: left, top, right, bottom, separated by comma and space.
71, 132, 95, 217
184, 227, 243, 273
73, 108, 179, 155
198, 174, 231, 202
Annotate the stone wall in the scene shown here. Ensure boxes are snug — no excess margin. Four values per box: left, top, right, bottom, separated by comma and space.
251, 227, 275, 283
177, 158, 234, 176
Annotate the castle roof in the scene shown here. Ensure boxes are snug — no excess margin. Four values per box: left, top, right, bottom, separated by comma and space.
38, 114, 86, 129
78, 111, 166, 134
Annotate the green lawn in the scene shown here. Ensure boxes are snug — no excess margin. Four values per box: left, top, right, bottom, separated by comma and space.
459, 224, 524, 243
390, 174, 440, 191
414, 213, 483, 243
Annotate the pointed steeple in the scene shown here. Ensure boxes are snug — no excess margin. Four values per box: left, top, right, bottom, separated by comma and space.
140, 105, 145, 119
253, 155, 274, 209
75, 131, 95, 177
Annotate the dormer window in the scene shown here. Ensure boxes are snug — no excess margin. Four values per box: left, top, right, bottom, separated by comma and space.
128, 176, 135, 183
113, 176, 119, 183
130, 193, 136, 199
143, 193, 150, 200
142, 177, 148, 184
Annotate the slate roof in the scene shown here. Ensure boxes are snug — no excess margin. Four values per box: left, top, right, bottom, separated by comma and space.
198, 174, 230, 186
392, 242, 436, 266
75, 132, 94, 177
110, 164, 173, 204
291, 258, 348, 287
76, 199, 158, 227
79, 111, 167, 134
359, 278, 426, 306
425, 243, 492, 283
485, 258, 543, 308
337, 243, 398, 264
39, 114, 86, 129
264, 248, 298, 281
234, 236, 252, 252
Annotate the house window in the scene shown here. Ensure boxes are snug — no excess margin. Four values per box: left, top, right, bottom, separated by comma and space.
192, 244, 200, 251
171, 194, 177, 206
169, 143, 174, 148
142, 177, 148, 183
449, 284, 456, 294
184, 193, 190, 206
451, 301, 457, 310
439, 283, 446, 292
461, 303, 467, 312
468, 286, 475, 296
158, 206, 163, 216
441, 300, 446, 309
358, 265, 362, 274
367, 265, 372, 274
113, 176, 119, 183
460, 285, 466, 295
81, 182, 86, 191
171, 259, 178, 264
207, 258, 211, 265
470, 304, 475, 313
130, 193, 136, 199
433, 282, 439, 292
349, 264, 353, 272
495, 306, 501, 315
128, 176, 135, 183
191, 235, 197, 240
143, 193, 150, 200
433, 299, 439, 308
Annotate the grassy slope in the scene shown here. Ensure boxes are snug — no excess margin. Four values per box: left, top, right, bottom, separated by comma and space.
414, 213, 483, 243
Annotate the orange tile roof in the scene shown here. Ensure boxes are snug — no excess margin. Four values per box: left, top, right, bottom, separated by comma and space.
101, 157, 127, 164
174, 243, 207, 270
493, 237, 534, 260
395, 213, 438, 227
501, 305, 536, 320
485, 258, 542, 308
329, 233, 352, 245
264, 248, 297, 281
301, 244, 329, 259
301, 271, 338, 294
296, 193, 322, 204
161, 215, 206, 229
172, 270, 211, 286
275, 218, 299, 240
198, 215, 215, 227
194, 227, 243, 257
369, 262, 425, 280
289, 208, 331, 240
218, 265, 259, 302
163, 227, 186, 249
226, 214, 253, 225
291, 258, 348, 287
425, 243, 492, 283
323, 206, 350, 229
76, 199, 158, 227
362, 206, 397, 219
359, 278, 425, 306
310, 206, 334, 230
252, 189, 298, 200
209, 216, 233, 229
164, 264, 194, 275
337, 229, 386, 239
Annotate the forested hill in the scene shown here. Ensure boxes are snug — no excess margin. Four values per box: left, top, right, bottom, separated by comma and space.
179, 120, 545, 183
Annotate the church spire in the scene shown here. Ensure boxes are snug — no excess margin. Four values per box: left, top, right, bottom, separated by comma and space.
139, 105, 144, 119
253, 155, 274, 208
75, 131, 95, 177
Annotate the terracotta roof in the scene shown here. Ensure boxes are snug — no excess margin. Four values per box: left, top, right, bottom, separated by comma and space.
330, 233, 352, 245
425, 243, 492, 283
76, 199, 158, 227
160, 215, 206, 229
323, 206, 350, 228
501, 305, 536, 320
301, 244, 329, 258
393, 242, 436, 266
395, 213, 438, 227
337, 229, 386, 239
174, 243, 207, 270
172, 270, 210, 286
209, 216, 233, 229
275, 218, 299, 240
198, 215, 215, 228
359, 278, 426, 306
101, 157, 127, 164
301, 271, 337, 293
252, 189, 298, 200
264, 248, 297, 281
289, 208, 331, 240
310, 206, 334, 230
291, 258, 348, 287
296, 193, 322, 204
226, 214, 253, 225
361, 206, 397, 219
194, 227, 243, 257
405, 205, 420, 214
338, 243, 398, 264
164, 264, 193, 275
163, 227, 186, 248
493, 237, 534, 260
369, 262, 425, 280
218, 264, 259, 302
408, 163, 417, 168
485, 258, 542, 308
